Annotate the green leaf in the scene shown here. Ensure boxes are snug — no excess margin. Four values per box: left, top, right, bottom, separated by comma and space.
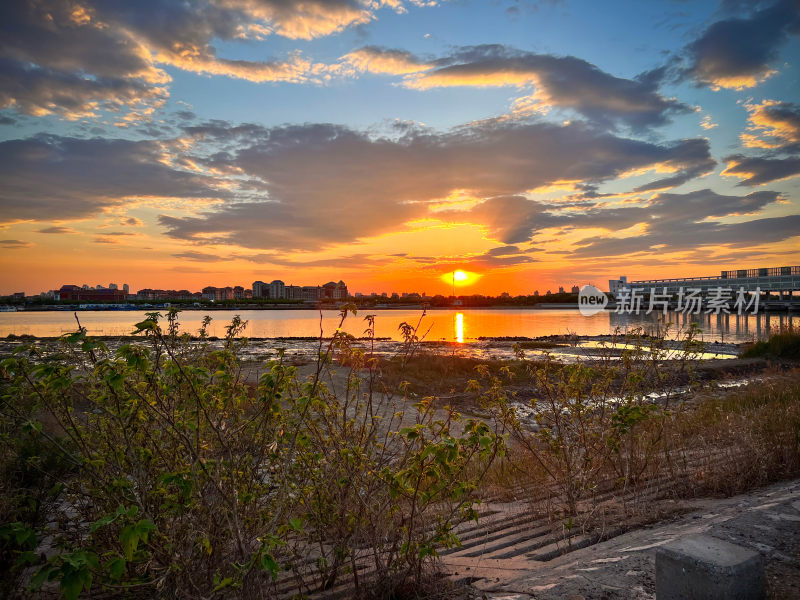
213, 577, 234, 591
260, 553, 279, 579
60, 569, 86, 600
29, 566, 54, 590
108, 557, 126, 581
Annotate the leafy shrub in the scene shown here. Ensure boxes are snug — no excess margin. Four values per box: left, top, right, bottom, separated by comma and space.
0, 308, 505, 599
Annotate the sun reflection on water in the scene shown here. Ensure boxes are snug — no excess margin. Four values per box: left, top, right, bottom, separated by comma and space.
455, 312, 464, 343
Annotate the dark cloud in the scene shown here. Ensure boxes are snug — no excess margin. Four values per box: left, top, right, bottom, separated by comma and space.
486, 245, 523, 256
633, 138, 716, 192
723, 155, 800, 186
0, 0, 421, 119
683, 0, 800, 89
36, 226, 78, 234
173, 251, 225, 262
160, 120, 715, 249
465, 250, 538, 268
741, 100, 800, 150
0, 239, 32, 248
570, 189, 793, 257
400, 45, 691, 129
0, 134, 230, 223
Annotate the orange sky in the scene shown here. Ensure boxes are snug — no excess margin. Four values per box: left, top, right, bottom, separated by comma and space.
2, 1, 799, 296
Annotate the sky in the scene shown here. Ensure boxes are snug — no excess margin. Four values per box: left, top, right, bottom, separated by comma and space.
1, 0, 799, 296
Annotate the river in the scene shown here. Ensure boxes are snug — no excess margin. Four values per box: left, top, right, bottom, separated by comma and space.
0, 308, 795, 344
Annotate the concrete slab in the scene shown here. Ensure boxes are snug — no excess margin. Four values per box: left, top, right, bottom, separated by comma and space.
655, 534, 765, 599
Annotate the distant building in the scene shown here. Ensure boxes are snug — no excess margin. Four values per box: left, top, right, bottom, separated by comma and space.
558, 286, 565, 294
301, 286, 321, 301
123, 283, 130, 294
58, 285, 127, 302
201, 286, 217, 301
269, 280, 286, 300
137, 289, 199, 300
571, 285, 579, 294
608, 276, 628, 297
533, 290, 539, 297
321, 281, 348, 300
252, 281, 268, 298
109, 283, 118, 290
546, 290, 552, 296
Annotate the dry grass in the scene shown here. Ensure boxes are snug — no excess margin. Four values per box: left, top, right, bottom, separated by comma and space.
480, 372, 800, 539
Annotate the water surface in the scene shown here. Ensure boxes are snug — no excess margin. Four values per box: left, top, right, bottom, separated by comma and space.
0, 308, 794, 344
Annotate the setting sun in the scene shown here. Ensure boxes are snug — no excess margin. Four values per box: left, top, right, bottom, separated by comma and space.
441, 270, 481, 288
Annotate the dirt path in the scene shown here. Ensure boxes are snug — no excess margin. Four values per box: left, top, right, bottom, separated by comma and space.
445, 478, 800, 599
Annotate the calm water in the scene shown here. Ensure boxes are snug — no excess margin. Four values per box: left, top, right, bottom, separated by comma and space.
0, 308, 795, 343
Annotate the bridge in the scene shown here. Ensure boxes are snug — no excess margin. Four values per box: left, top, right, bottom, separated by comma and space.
608, 266, 800, 311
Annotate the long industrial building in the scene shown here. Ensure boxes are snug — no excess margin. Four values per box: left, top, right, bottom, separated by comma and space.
609, 266, 800, 299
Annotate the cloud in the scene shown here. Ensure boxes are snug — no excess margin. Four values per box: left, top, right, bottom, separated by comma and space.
216, 0, 375, 40
683, 0, 800, 89
398, 45, 690, 129
160, 119, 715, 250
740, 100, 800, 150
465, 248, 539, 268
0, 0, 433, 120
722, 155, 800, 186
0, 239, 32, 249
36, 226, 78, 234
569, 189, 794, 257
0, 134, 230, 223
173, 251, 226, 262
342, 46, 432, 74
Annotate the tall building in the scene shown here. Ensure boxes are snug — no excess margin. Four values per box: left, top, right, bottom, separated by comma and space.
571, 285, 580, 294
252, 280, 268, 298
269, 280, 286, 300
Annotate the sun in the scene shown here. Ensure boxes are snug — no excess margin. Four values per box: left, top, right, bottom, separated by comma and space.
440, 269, 481, 288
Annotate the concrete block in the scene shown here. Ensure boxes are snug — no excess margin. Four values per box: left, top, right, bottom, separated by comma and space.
655, 534, 765, 600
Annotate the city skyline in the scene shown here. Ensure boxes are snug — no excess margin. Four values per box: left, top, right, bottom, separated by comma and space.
1, 0, 799, 295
